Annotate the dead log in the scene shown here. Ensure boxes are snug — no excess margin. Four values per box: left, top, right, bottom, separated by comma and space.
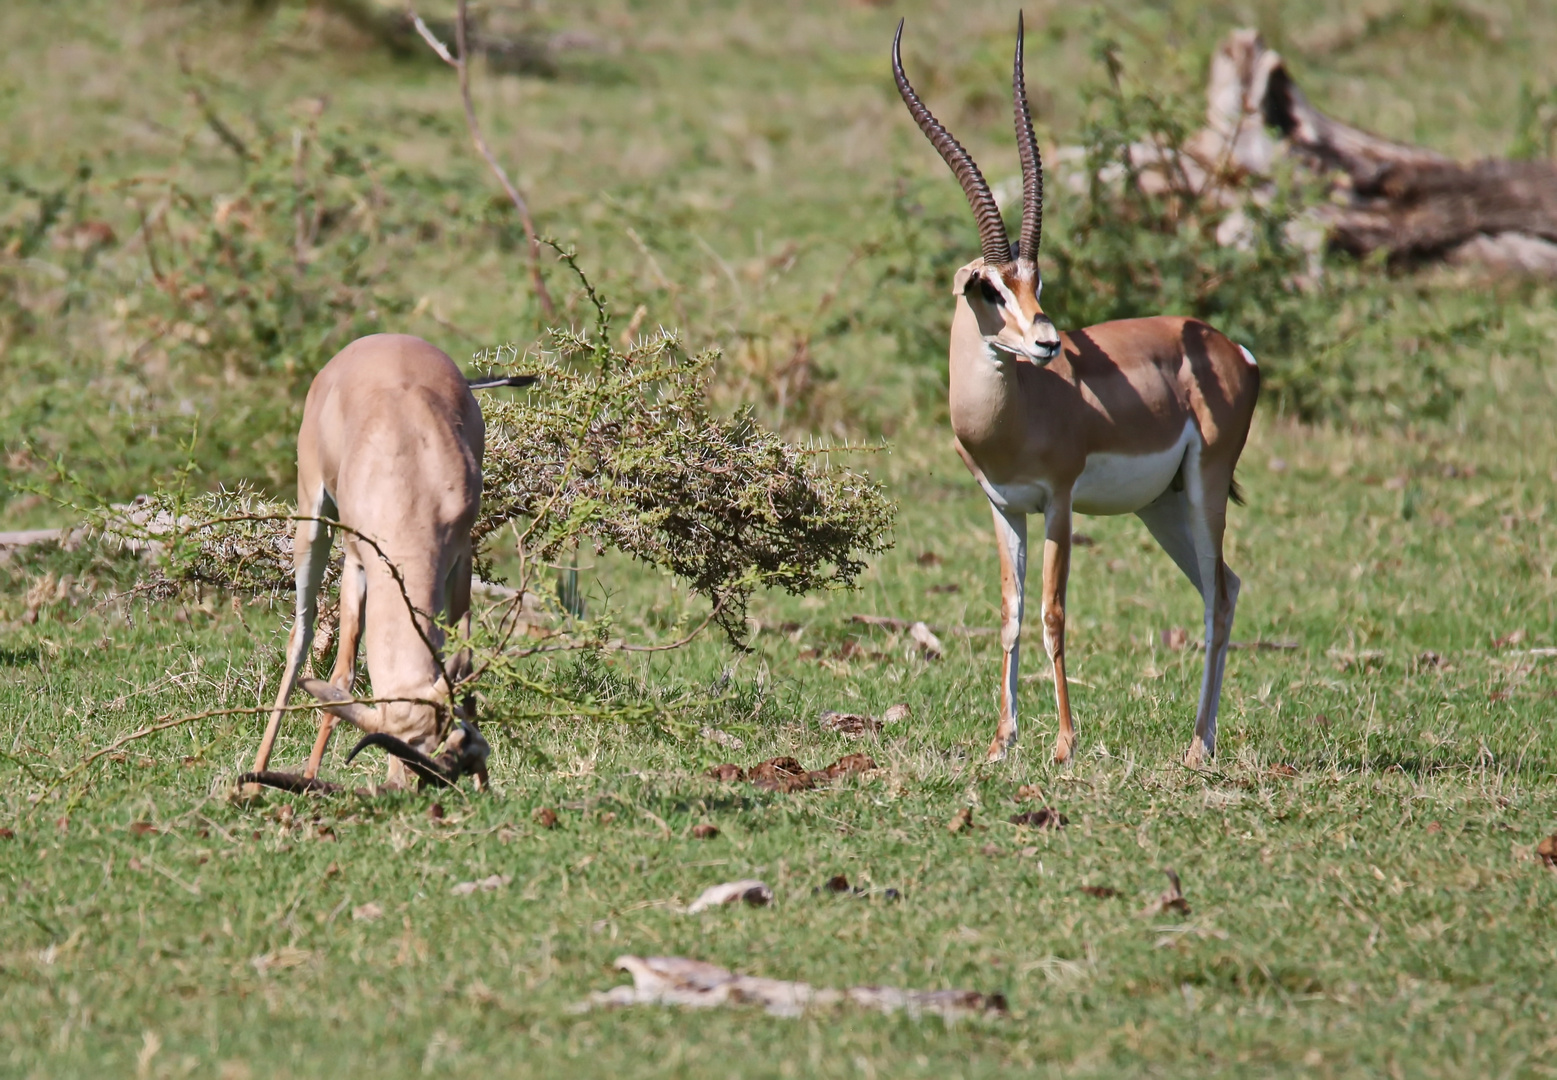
1200, 29, 1557, 273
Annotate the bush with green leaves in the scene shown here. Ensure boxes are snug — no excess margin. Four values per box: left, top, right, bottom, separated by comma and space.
475, 291, 895, 645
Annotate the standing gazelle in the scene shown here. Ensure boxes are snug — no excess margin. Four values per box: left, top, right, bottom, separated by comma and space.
893, 16, 1259, 766
243, 334, 521, 791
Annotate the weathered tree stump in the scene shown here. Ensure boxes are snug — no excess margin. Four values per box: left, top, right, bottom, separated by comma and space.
1197, 28, 1557, 274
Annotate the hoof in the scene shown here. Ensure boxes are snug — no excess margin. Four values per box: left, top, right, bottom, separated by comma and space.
1183, 740, 1212, 768
985, 740, 1010, 764
1053, 732, 1076, 765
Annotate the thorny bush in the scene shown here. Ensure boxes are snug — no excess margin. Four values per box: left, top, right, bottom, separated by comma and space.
476, 314, 895, 645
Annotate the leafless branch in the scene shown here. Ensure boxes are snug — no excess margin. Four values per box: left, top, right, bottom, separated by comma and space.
410, 4, 556, 318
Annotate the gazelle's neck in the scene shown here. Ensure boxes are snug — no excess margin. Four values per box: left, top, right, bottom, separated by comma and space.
948, 297, 1026, 456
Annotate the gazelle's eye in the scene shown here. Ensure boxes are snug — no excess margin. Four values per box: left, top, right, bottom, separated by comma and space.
978, 279, 1004, 306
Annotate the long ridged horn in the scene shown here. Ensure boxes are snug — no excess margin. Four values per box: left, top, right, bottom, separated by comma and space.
346, 732, 454, 788
892, 19, 1012, 266
1012, 11, 1043, 265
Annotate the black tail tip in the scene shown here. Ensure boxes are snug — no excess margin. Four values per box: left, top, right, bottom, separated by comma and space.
467, 374, 539, 390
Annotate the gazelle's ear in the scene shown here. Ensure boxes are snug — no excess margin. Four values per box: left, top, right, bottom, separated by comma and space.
301, 678, 378, 730
953, 261, 982, 297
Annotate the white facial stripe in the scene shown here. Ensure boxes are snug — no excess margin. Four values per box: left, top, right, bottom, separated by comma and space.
987, 273, 1022, 320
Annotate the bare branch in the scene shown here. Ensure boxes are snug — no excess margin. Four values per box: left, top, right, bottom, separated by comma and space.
410, 3, 556, 318
410, 13, 456, 65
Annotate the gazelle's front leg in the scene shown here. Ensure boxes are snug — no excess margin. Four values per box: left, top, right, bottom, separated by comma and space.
250, 509, 333, 776
304, 546, 365, 780
987, 505, 1028, 762
1041, 493, 1076, 764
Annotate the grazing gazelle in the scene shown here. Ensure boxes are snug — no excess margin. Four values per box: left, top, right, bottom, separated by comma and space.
243, 333, 529, 791
892, 16, 1259, 766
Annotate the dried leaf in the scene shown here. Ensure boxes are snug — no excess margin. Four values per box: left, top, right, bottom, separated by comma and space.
533, 807, 559, 829
427, 803, 445, 821
915, 552, 942, 567
909, 621, 944, 660
1139, 869, 1191, 917
1268, 763, 1298, 778
352, 902, 384, 923
823, 874, 852, 893
1494, 629, 1528, 649
1014, 783, 1044, 802
1538, 833, 1557, 868
1425, 821, 1442, 834
452, 874, 511, 896
705, 763, 745, 783
691, 823, 720, 840
0, 828, 14, 840
252, 946, 314, 975
1009, 808, 1067, 829
685, 879, 772, 913
1161, 627, 1190, 651
748, 757, 805, 782
128, 821, 158, 836
699, 727, 745, 751
750, 757, 812, 791
946, 806, 974, 834
824, 753, 877, 778
818, 711, 881, 737
1080, 885, 1118, 899
881, 703, 911, 725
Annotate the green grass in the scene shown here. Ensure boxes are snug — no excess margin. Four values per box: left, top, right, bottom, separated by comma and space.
3, 1, 1557, 1076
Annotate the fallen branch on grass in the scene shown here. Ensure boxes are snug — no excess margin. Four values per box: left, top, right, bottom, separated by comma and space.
576, 955, 1008, 1019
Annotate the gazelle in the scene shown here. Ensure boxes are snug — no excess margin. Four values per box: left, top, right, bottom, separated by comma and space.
243, 333, 526, 791
893, 16, 1260, 766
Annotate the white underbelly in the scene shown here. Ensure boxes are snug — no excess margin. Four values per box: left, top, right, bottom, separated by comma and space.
1072, 421, 1196, 515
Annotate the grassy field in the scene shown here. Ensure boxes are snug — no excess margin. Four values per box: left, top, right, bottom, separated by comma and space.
3, 1, 1556, 1076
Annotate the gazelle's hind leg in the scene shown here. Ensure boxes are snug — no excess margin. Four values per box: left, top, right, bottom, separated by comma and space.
1135, 480, 1240, 766
304, 544, 365, 780
250, 492, 335, 776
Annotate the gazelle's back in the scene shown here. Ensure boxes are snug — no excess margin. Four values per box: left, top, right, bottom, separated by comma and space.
298, 334, 484, 536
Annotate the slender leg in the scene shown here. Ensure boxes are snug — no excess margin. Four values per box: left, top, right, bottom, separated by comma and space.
304, 545, 365, 780
1135, 489, 1203, 595
1182, 467, 1238, 766
444, 545, 475, 720
250, 500, 333, 775
1041, 494, 1077, 764
987, 505, 1028, 762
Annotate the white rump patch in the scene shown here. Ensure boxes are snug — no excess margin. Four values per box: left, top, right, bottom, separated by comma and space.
1238, 344, 1258, 367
